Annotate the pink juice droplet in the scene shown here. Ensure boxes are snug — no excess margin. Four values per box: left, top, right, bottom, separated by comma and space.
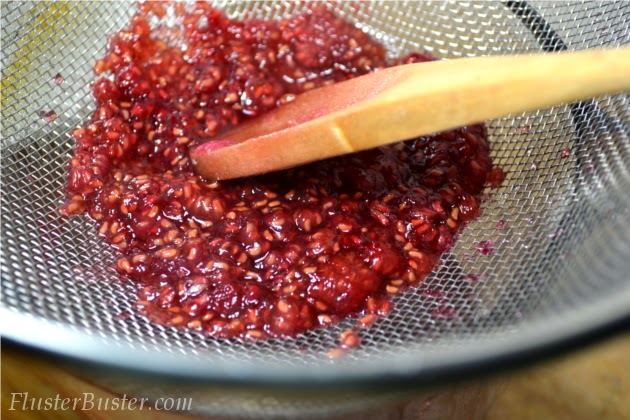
465, 273, 480, 282
433, 303, 456, 317
114, 312, 131, 321
477, 240, 495, 256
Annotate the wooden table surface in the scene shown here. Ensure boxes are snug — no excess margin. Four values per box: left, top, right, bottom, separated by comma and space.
2, 334, 629, 420
486, 334, 630, 420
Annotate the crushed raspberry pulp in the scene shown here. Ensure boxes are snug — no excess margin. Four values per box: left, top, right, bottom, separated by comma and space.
61, 3, 498, 339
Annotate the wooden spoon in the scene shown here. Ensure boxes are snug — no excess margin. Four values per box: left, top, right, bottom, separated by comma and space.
190, 48, 630, 180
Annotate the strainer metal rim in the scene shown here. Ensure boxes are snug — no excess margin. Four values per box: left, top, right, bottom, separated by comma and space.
2, 283, 629, 387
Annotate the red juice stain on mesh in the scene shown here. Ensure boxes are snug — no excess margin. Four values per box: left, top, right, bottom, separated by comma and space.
60, 3, 499, 340
38, 110, 58, 123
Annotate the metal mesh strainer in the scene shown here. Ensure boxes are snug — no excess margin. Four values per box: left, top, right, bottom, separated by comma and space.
2, 0, 630, 418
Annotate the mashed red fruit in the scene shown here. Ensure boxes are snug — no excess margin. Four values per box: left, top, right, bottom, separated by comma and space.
61, 3, 498, 339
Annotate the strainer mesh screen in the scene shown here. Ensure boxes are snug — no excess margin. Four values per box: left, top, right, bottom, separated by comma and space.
2, 0, 630, 375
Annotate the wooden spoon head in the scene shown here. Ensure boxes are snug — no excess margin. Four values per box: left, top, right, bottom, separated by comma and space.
190, 64, 412, 180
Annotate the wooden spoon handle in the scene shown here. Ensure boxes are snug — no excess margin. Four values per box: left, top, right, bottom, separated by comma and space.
191, 48, 630, 180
